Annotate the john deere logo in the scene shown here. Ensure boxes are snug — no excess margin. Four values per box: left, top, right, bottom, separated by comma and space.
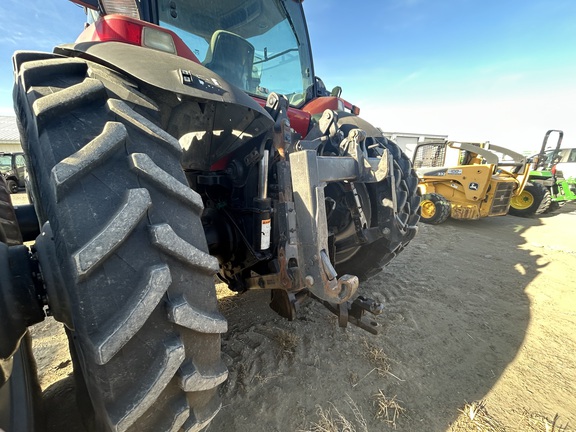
469, 182, 479, 190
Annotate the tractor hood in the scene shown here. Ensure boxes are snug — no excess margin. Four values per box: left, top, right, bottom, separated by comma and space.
55, 41, 274, 169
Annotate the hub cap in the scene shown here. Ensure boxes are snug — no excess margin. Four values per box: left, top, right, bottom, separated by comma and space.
420, 199, 437, 219
510, 190, 534, 209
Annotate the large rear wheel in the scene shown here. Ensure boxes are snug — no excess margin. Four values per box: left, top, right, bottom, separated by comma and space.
508, 183, 550, 217
14, 54, 226, 432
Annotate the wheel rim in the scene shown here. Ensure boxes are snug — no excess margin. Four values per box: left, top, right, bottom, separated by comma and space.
420, 199, 437, 218
510, 190, 534, 209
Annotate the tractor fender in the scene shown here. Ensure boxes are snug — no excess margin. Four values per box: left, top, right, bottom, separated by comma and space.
331, 111, 383, 138
37, 42, 275, 170
54, 42, 272, 121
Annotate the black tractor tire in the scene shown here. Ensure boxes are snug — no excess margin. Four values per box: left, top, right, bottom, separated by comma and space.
0, 176, 43, 432
0, 177, 23, 246
508, 182, 551, 217
14, 55, 226, 432
6, 179, 19, 194
330, 122, 420, 281
544, 200, 566, 214
419, 193, 451, 225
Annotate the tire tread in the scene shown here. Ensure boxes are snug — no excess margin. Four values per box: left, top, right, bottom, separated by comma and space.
13, 53, 224, 432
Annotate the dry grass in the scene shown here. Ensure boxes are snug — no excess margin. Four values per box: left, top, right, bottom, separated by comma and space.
274, 329, 299, 356
449, 400, 505, 432
362, 340, 391, 377
449, 401, 573, 432
349, 371, 360, 386
253, 371, 283, 384
518, 411, 572, 432
373, 390, 405, 429
215, 282, 244, 314
300, 396, 368, 432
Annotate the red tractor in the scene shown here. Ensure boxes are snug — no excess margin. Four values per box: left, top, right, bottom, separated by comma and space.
1, 1, 420, 430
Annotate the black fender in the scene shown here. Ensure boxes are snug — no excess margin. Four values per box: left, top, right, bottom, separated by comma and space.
55, 41, 270, 117
16, 42, 275, 169
332, 111, 384, 138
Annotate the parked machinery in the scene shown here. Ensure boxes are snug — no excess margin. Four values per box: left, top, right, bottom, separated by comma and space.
0, 152, 26, 193
413, 140, 538, 223
511, 130, 576, 214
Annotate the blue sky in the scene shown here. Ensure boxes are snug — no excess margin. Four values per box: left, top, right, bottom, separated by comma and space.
304, 1, 576, 152
1, 0, 575, 152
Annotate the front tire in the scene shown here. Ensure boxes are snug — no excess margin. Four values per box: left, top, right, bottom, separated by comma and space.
330, 124, 420, 281
544, 200, 566, 214
6, 179, 18, 194
419, 193, 451, 225
509, 183, 550, 217
14, 54, 226, 432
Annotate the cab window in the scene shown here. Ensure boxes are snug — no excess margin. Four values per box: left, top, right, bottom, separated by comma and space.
157, 0, 313, 106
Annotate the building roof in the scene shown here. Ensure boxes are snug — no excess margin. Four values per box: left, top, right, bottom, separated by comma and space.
0, 116, 20, 142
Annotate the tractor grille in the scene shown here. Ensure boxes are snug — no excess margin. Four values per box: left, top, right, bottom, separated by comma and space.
489, 181, 515, 215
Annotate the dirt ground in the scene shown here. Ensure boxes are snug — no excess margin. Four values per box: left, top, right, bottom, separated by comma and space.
14, 191, 576, 432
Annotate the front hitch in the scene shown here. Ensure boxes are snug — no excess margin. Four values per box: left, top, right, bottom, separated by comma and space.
263, 93, 399, 305
289, 149, 360, 303
315, 295, 384, 335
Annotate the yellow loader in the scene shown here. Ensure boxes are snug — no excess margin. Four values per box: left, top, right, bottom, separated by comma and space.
412, 140, 536, 224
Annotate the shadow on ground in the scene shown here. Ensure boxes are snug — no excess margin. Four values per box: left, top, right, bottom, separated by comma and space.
38, 210, 549, 432
43, 377, 88, 432
209, 213, 545, 431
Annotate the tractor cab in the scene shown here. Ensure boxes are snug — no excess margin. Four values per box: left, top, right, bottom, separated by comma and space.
73, 0, 358, 137
80, 0, 313, 101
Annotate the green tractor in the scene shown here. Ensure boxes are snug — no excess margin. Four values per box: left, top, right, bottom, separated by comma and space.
1, 1, 421, 431
509, 130, 576, 215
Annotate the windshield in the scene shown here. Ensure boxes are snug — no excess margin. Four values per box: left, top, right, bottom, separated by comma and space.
0, 156, 12, 173
543, 148, 569, 166
157, 0, 314, 107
